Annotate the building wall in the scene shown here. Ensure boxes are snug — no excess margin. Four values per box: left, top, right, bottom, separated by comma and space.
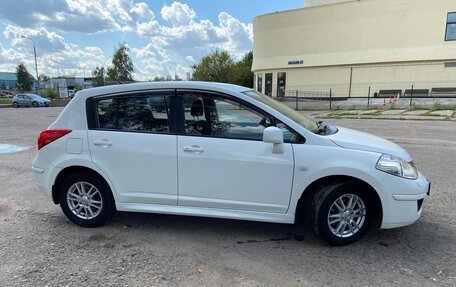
254, 61, 456, 97
304, 0, 356, 8
252, 0, 456, 97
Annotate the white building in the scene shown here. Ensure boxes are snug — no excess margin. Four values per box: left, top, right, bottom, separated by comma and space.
252, 0, 456, 98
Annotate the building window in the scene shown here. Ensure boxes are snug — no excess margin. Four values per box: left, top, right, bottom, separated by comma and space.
446, 12, 456, 41
277, 72, 286, 97
257, 74, 263, 93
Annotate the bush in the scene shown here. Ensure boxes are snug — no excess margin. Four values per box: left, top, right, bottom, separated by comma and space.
429, 102, 442, 111
40, 88, 59, 99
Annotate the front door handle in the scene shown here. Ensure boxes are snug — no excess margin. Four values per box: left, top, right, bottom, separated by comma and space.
93, 139, 112, 147
183, 145, 204, 153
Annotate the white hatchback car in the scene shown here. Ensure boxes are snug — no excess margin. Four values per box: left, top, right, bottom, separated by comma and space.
32, 82, 430, 245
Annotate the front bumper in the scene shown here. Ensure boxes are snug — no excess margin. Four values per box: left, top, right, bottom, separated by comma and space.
380, 171, 430, 229
39, 102, 50, 107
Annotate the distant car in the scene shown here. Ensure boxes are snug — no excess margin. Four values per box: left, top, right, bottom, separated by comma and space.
32, 81, 430, 246
12, 94, 50, 108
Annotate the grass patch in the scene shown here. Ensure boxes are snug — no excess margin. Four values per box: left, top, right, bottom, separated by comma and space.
0, 98, 11, 105
419, 111, 445, 117
362, 110, 382, 116
429, 102, 442, 111
328, 112, 358, 116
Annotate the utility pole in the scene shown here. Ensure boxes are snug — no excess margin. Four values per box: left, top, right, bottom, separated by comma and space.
21, 35, 39, 92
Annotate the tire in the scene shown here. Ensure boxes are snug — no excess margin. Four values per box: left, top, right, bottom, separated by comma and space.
13, 102, 18, 108
32, 101, 38, 107
59, 173, 115, 227
311, 182, 371, 246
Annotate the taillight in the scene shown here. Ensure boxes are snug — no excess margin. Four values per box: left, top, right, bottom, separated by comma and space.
37, 129, 72, 150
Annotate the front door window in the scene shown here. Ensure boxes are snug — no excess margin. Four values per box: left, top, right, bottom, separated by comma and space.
181, 92, 270, 141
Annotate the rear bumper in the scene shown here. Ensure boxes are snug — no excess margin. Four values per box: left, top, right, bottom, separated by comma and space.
32, 155, 60, 199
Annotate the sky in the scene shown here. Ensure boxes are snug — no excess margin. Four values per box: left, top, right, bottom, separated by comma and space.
0, 0, 302, 80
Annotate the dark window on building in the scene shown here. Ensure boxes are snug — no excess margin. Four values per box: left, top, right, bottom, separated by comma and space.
446, 12, 456, 41
257, 74, 263, 93
95, 95, 171, 133
277, 72, 286, 97
265, 73, 273, 97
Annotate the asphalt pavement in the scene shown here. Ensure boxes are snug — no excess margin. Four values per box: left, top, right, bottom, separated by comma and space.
0, 107, 455, 286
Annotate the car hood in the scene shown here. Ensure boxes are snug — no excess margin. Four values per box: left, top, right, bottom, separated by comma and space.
327, 127, 412, 162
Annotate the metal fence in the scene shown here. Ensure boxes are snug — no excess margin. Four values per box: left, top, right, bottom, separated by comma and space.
269, 87, 456, 110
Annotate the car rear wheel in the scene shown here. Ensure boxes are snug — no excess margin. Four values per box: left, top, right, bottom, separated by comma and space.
12, 102, 18, 108
59, 173, 115, 227
32, 101, 38, 107
311, 182, 371, 246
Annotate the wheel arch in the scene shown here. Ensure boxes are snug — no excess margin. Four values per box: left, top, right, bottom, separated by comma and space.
52, 165, 114, 204
295, 175, 383, 226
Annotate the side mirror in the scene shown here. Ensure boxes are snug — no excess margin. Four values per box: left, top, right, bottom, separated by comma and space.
263, 126, 283, 144
263, 126, 284, 154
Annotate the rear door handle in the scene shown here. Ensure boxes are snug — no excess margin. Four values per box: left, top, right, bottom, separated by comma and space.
93, 139, 112, 147
183, 145, 204, 153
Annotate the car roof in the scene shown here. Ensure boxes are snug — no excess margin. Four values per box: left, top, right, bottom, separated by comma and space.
76, 81, 252, 100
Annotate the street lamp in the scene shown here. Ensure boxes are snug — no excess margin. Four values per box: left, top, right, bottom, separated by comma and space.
21, 35, 39, 91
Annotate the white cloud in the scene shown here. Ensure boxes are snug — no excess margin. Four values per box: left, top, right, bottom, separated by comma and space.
1, 25, 108, 77
156, 20, 226, 49
130, 2, 155, 21
3, 25, 70, 52
137, 20, 162, 37
84, 46, 104, 56
218, 12, 253, 53
0, 0, 120, 33
0, 1, 253, 80
0, 0, 156, 34
161, 2, 196, 27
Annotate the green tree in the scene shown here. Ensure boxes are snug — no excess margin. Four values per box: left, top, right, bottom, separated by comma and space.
38, 74, 50, 82
233, 51, 253, 88
151, 76, 166, 82
40, 87, 58, 99
16, 64, 34, 91
106, 43, 134, 82
74, 82, 83, 92
192, 49, 235, 83
92, 66, 106, 87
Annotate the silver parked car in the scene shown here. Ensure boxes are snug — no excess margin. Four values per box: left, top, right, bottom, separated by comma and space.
12, 94, 51, 108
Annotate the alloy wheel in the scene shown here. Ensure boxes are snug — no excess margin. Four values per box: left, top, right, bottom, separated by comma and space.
327, 193, 366, 238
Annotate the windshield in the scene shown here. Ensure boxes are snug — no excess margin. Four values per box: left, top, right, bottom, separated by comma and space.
242, 90, 318, 132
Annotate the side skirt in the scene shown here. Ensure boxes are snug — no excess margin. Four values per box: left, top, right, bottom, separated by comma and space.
116, 203, 295, 224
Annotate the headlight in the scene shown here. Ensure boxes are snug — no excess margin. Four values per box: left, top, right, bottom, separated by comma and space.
376, 154, 418, 179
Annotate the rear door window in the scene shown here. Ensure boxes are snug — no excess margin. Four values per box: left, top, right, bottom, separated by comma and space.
94, 93, 171, 133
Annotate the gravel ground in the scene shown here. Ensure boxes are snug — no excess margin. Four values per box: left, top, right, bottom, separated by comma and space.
0, 107, 455, 286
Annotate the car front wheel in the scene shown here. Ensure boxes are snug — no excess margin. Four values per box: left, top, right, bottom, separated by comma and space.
311, 182, 371, 246
13, 102, 18, 108
59, 173, 115, 227
32, 101, 38, 107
